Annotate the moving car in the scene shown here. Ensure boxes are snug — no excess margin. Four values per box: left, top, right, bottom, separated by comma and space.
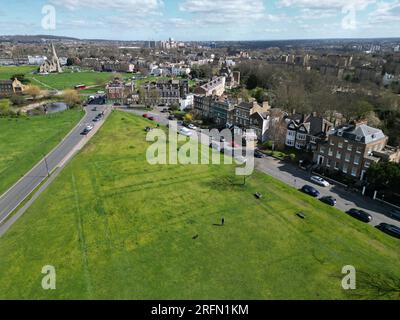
178, 127, 193, 137
301, 185, 320, 197
81, 124, 94, 135
346, 208, 372, 223
310, 176, 330, 187
319, 196, 337, 206
376, 223, 400, 239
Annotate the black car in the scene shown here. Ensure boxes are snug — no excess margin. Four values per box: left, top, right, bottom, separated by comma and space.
389, 209, 400, 221
301, 185, 320, 197
254, 151, 265, 159
376, 223, 400, 239
168, 115, 176, 120
346, 208, 372, 223
319, 196, 337, 206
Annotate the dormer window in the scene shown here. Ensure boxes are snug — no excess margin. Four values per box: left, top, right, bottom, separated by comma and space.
355, 136, 362, 142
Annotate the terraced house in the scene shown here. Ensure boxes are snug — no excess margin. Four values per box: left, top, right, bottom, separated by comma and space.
314, 122, 400, 180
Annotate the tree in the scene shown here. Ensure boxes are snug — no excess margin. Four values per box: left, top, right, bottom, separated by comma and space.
10, 94, 25, 106
246, 74, 258, 90
62, 89, 81, 107
10, 74, 30, 85
184, 113, 193, 123
25, 85, 42, 100
367, 162, 400, 193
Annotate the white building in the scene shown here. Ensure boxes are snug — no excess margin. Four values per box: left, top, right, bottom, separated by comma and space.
28, 55, 47, 65
180, 94, 194, 111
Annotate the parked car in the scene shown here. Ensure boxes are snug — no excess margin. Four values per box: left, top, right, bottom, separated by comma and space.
161, 108, 169, 113
148, 116, 155, 121
168, 115, 176, 120
310, 176, 330, 187
254, 151, 265, 158
234, 156, 248, 164
389, 209, 400, 221
187, 124, 197, 130
301, 185, 320, 197
178, 127, 192, 137
143, 114, 149, 118
346, 208, 372, 223
319, 196, 337, 206
376, 223, 400, 239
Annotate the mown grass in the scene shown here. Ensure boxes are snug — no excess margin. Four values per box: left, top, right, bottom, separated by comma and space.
0, 111, 399, 300
0, 109, 84, 195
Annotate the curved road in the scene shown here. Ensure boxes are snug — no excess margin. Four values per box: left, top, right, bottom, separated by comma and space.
0, 105, 108, 226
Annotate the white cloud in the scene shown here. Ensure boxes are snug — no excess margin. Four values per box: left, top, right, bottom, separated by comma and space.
180, 0, 267, 22
50, 0, 163, 15
368, 1, 400, 23
278, 0, 376, 10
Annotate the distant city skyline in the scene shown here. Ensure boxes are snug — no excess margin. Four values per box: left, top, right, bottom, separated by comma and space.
1, 0, 400, 41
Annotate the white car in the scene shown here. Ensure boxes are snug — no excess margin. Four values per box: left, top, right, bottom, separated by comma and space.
234, 156, 248, 165
178, 127, 193, 137
85, 124, 94, 131
187, 124, 197, 130
310, 176, 330, 187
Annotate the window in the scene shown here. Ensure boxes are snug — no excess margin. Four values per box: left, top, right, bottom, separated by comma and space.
364, 161, 370, 168
330, 140, 335, 146
347, 144, 353, 151
336, 151, 342, 159
356, 146, 362, 153
351, 166, 358, 177
345, 153, 351, 162
334, 162, 339, 170
327, 159, 331, 167
320, 147, 325, 154
354, 155, 360, 165
338, 142, 343, 148
343, 163, 348, 174
328, 148, 333, 156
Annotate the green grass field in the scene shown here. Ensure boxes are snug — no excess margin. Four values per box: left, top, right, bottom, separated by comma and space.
0, 66, 38, 80
0, 111, 399, 300
0, 109, 84, 195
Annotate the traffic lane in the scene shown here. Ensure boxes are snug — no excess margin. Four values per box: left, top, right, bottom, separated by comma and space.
0, 106, 106, 222
255, 158, 400, 228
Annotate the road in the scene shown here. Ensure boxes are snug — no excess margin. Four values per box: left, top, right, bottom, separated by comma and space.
0, 105, 108, 225
118, 106, 400, 228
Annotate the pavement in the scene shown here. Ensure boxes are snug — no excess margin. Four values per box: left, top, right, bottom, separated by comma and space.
0, 105, 109, 230
118, 106, 400, 228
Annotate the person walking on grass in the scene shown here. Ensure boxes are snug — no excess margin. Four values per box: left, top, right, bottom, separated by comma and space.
221, 217, 225, 226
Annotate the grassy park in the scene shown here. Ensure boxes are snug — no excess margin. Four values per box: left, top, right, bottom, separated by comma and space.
0, 111, 399, 299
0, 109, 84, 195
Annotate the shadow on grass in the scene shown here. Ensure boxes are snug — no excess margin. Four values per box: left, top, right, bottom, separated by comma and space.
331, 271, 400, 299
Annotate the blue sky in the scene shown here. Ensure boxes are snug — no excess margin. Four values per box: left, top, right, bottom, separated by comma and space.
0, 0, 399, 40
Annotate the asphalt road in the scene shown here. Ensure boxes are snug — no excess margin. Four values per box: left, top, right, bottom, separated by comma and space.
119, 106, 400, 228
0, 105, 107, 225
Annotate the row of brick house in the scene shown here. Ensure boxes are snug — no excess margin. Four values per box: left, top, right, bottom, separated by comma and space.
193, 94, 284, 143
